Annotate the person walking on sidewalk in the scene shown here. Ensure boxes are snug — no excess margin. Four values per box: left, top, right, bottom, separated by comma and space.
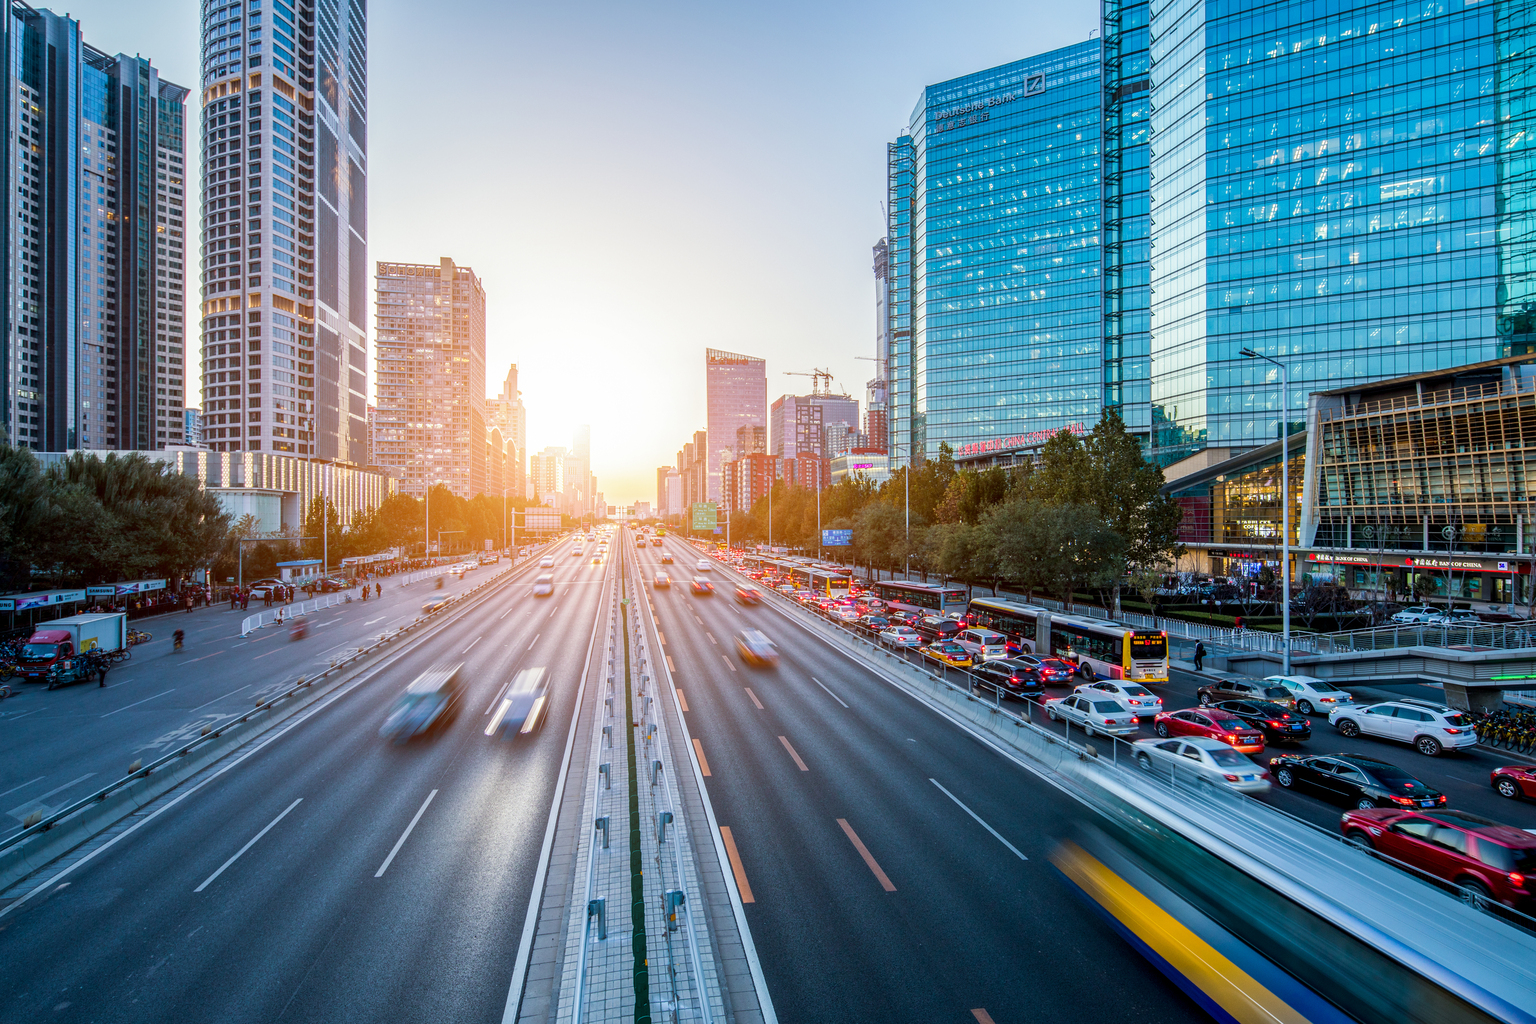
1193, 640, 1207, 671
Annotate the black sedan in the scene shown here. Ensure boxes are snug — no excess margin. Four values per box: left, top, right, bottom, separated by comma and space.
967, 659, 1046, 700
856, 614, 890, 636
1267, 753, 1446, 810
1210, 699, 1311, 742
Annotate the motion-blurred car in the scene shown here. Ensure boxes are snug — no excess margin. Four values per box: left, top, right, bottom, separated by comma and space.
539, 556, 555, 568
1152, 707, 1265, 754
734, 629, 779, 667
734, 585, 762, 605
660, 553, 674, 564
654, 571, 671, 589
919, 641, 973, 668
571, 547, 584, 558
485, 667, 550, 738
969, 659, 1045, 700
1493, 764, 1536, 801
1044, 694, 1139, 737
1264, 674, 1354, 715
1075, 680, 1163, 716
1340, 807, 1536, 911
422, 594, 451, 614
1209, 699, 1311, 743
380, 664, 465, 741
591, 554, 603, 565
695, 559, 712, 573
532, 574, 555, 597
1328, 699, 1477, 757
1196, 678, 1296, 709
1134, 736, 1272, 794
690, 577, 714, 595
1268, 753, 1444, 809
879, 625, 922, 647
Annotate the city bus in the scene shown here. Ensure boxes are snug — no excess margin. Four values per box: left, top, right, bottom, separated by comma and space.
963, 597, 1169, 683
807, 569, 851, 599
871, 580, 969, 617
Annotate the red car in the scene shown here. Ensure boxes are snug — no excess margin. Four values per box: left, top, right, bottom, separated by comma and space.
1492, 764, 1536, 801
1341, 807, 1536, 911
1152, 707, 1266, 754
734, 586, 762, 606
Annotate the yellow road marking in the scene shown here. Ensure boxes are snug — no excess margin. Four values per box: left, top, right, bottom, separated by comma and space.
720, 826, 754, 903
676, 688, 689, 712
692, 737, 712, 776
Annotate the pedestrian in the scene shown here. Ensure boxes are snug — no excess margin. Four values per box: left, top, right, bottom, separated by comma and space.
241, 591, 249, 611
231, 590, 238, 611
1193, 640, 1206, 671
375, 582, 381, 599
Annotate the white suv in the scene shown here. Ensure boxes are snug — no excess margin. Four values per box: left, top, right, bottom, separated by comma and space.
1328, 698, 1477, 757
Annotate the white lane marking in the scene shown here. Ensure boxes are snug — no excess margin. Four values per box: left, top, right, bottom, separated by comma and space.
929, 778, 1027, 861
99, 688, 176, 718
485, 679, 513, 715
722, 654, 736, 673
812, 677, 850, 709
528, 633, 540, 650
189, 684, 251, 713
6, 773, 94, 816
194, 797, 303, 892
1, 708, 42, 721
365, 617, 386, 625
0, 776, 45, 800
706, 632, 717, 645
499, 607, 513, 620
463, 637, 481, 654
375, 789, 438, 877
694, 615, 703, 625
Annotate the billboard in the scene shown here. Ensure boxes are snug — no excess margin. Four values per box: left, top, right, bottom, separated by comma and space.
690, 502, 718, 531
822, 529, 853, 547
520, 510, 562, 533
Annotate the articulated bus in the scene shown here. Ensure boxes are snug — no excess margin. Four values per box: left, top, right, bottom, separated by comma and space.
871, 580, 969, 617
964, 597, 1169, 683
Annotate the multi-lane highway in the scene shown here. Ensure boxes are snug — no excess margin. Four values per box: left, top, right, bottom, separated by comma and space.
633, 534, 1201, 1024
0, 562, 520, 842
0, 549, 611, 1023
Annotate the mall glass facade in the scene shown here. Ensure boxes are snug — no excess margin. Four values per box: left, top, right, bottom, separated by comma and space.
1149, 0, 1508, 463
885, 42, 1104, 466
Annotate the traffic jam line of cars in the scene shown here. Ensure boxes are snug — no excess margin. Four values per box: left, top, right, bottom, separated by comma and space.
702, 544, 1536, 916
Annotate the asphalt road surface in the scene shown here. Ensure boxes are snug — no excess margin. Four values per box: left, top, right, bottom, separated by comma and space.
0, 548, 610, 1024
637, 535, 1200, 1024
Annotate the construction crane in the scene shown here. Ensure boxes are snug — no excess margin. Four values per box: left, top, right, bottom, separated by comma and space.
854, 355, 884, 377
783, 368, 848, 398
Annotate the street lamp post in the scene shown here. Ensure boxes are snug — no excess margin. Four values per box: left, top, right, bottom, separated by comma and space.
1240, 347, 1292, 674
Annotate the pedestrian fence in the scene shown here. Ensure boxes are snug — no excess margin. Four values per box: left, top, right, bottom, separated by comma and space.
240, 591, 351, 637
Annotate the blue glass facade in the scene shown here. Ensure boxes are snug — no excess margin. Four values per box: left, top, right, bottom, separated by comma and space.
886, 42, 1104, 465
1102, 0, 1152, 446
1149, 0, 1508, 461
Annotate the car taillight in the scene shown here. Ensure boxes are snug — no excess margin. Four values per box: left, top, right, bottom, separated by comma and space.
1130, 716, 1139, 724
1268, 720, 1282, 727
1512, 872, 1526, 887
1319, 697, 1337, 703
1223, 774, 1239, 782
1443, 727, 1462, 734
1392, 796, 1415, 806
1224, 734, 1236, 743
1437, 794, 1448, 804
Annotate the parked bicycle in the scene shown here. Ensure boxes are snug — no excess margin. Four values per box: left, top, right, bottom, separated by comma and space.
126, 629, 152, 646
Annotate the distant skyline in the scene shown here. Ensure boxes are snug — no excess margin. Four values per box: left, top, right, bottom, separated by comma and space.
70, 0, 1097, 502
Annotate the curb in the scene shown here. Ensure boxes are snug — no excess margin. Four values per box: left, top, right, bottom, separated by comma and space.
0, 548, 551, 896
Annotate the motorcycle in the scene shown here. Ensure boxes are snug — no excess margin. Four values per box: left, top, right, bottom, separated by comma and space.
290, 618, 309, 641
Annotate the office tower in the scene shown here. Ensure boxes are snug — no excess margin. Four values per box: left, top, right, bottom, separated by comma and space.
771, 393, 859, 459
373, 258, 488, 498
656, 465, 672, 517
0, 10, 187, 451
197, 0, 368, 458
735, 424, 766, 456
705, 348, 765, 501
867, 240, 890, 454
885, 42, 1102, 467
529, 445, 565, 506
571, 423, 591, 514
1147, 0, 1517, 461
1100, 0, 1151, 448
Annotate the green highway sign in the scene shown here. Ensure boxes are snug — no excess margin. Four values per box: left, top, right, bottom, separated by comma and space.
690, 502, 718, 532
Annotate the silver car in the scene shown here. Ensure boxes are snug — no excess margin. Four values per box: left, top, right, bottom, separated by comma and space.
1264, 674, 1353, 716
381, 664, 465, 741
1074, 680, 1163, 716
1044, 694, 1140, 737
486, 667, 550, 738
1133, 736, 1272, 794
879, 625, 922, 648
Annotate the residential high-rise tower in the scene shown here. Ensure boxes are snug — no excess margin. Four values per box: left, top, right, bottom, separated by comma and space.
197, 0, 368, 458
372, 258, 487, 498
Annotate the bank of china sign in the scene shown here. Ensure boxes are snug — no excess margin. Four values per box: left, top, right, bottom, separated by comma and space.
932, 73, 1045, 134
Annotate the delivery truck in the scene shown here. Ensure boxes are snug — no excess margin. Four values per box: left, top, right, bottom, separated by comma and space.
14, 612, 128, 684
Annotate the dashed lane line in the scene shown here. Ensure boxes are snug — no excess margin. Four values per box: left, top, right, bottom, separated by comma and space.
744, 688, 764, 710
837, 818, 896, 892
778, 736, 809, 772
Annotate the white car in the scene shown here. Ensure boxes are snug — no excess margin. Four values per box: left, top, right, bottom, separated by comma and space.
880, 625, 922, 647
572, 547, 584, 558
1074, 680, 1162, 716
1132, 737, 1272, 794
832, 606, 861, 623
1328, 699, 1478, 757
1390, 605, 1442, 624
532, 574, 555, 597
696, 559, 712, 572
1044, 694, 1140, 737
1428, 610, 1481, 626
539, 556, 555, 568
1264, 674, 1353, 716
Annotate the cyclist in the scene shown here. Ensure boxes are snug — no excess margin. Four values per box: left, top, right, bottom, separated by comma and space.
173, 629, 185, 651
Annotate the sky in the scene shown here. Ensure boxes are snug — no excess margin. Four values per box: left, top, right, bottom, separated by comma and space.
73, 0, 1096, 504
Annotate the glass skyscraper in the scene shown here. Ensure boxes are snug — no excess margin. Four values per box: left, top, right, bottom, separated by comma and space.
1148, 0, 1514, 461
704, 348, 766, 502
885, 42, 1105, 466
